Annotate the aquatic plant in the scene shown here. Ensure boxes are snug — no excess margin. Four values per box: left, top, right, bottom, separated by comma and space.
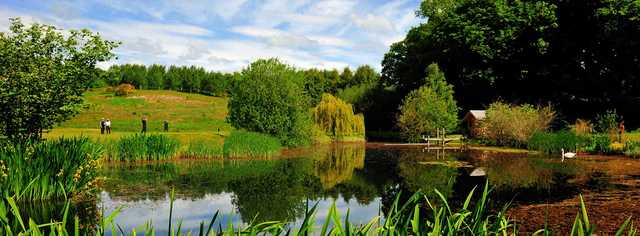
106, 134, 180, 161
0, 183, 637, 235
222, 131, 282, 158
182, 139, 223, 159
528, 131, 588, 154
0, 137, 102, 200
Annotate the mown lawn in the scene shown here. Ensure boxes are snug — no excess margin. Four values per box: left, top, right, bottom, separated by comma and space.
44, 89, 231, 151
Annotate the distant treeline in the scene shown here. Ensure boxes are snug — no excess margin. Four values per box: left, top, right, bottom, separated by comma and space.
96, 63, 381, 99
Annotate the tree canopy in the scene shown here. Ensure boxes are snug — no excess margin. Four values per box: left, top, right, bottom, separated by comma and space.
382, 0, 640, 127
0, 18, 119, 141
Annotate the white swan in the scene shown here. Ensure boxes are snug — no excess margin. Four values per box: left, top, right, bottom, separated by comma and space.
561, 148, 577, 162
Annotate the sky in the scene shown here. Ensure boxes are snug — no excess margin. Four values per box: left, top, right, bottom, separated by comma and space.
0, 0, 423, 72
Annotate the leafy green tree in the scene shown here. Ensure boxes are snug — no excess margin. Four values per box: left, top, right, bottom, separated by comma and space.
227, 58, 312, 147
383, 0, 640, 127
303, 69, 329, 106
352, 65, 380, 86
340, 67, 353, 89
146, 64, 165, 89
323, 69, 341, 93
117, 64, 147, 89
0, 18, 118, 141
397, 64, 458, 142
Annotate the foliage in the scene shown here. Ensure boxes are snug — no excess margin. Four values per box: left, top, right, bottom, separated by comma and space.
624, 141, 640, 158
0, 137, 101, 200
105, 64, 233, 96
574, 119, 594, 136
106, 134, 180, 161
0, 18, 119, 142
584, 134, 612, 154
397, 64, 458, 142
528, 131, 588, 154
222, 131, 281, 158
482, 102, 556, 147
383, 0, 640, 128
182, 139, 223, 159
113, 83, 135, 96
2, 184, 637, 235
595, 110, 622, 133
312, 94, 365, 139
351, 65, 380, 86
227, 58, 312, 147
303, 69, 330, 106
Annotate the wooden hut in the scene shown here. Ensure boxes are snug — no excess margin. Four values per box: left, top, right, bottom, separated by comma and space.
462, 110, 486, 138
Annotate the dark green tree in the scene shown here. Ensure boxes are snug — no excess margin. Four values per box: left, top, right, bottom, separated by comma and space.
0, 18, 119, 141
146, 64, 165, 89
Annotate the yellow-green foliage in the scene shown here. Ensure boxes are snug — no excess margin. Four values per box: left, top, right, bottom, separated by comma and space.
312, 94, 365, 139
482, 102, 555, 147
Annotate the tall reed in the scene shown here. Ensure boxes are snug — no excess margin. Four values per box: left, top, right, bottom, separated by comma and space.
106, 134, 180, 161
222, 131, 282, 158
0, 183, 637, 235
0, 137, 101, 201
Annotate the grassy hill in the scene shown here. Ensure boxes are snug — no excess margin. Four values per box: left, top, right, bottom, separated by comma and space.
45, 88, 231, 149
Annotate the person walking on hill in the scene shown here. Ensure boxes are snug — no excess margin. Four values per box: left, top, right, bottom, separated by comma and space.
163, 120, 169, 132
100, 118, 106, 134
141, 117, 148, 133
105, 119, 112, 134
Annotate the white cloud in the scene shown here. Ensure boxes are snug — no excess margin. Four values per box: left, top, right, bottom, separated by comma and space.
0, 0, 423, 72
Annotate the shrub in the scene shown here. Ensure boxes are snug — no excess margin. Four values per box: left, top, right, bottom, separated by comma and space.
114, 83, 135, 96
595, 109, 622, 133
574, 119, 594, 136
227, 59, 312, 147
0, 137, 102, 200
312, 94, 365, 140
624, 141, 640, 158
223, 131, 282, 158
584, 134, 612, 154
481, 102, 555, 147
397, 64, 458, 142
107, 134, 180, 161
528, 131, 588, 154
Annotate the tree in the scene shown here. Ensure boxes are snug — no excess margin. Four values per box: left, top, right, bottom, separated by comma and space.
352, 65, 380, 86
0, 18, 118, 141
312, 94, 365, 139
146, 64, 165, 89
383, 0, 640, 128
339, 67, 353, 89
227, 58, 312, 147
303, 69, 328, 106
397, 64, 458, 142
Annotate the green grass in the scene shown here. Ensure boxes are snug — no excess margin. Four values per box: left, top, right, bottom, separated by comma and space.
222, 131, 282, 158
105, 134, 180, 161
0, 137, 101, 201
44, 89, 229, 159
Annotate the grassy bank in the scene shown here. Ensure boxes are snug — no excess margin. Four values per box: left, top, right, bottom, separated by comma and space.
222, 131, 282, 158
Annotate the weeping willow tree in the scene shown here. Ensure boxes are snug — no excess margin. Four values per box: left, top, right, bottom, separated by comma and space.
312, 94, 365, 140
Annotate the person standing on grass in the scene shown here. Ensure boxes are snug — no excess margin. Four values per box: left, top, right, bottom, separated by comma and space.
105, 119, 112, 134
163, 120, 169, 132
100, 118, 106, 134
141, 117, 148, 133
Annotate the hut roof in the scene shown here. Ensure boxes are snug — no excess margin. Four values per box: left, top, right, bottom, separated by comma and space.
466, 110, 486, 120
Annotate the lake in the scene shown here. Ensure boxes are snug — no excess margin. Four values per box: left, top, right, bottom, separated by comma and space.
22, 144, 640, 234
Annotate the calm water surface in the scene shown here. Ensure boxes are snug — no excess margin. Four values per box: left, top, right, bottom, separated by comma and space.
22, 144, 640, 234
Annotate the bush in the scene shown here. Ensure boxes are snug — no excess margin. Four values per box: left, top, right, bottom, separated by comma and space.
595, 109, 622, 133
528, 131, 588, 154
0, 137, 102, 200
182, 140, 223, 158
584, 134, 612, 154
223, 131, 282, 158
107, 134, 180, 161
227, 58, 313, 147
624, 141, 640, 158
573, 119, 594, 136
481, 102, 555, 147
114, 83, 135, 96
397, 64, 458, 142
312, 94, 365, 140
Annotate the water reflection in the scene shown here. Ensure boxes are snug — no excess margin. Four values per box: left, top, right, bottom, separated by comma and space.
19, 146, 640, 234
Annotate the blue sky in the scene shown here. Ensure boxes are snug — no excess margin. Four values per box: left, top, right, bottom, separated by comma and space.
0, 0, 423, 72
